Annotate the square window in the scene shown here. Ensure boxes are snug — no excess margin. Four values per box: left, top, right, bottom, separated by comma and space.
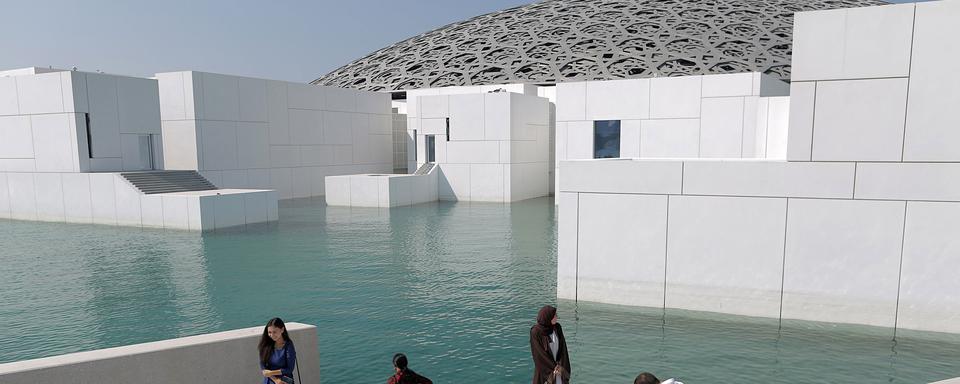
594, 120, 620, 159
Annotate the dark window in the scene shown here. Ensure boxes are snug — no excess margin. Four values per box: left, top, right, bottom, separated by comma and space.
425, 135, 436, 163
593, 120, 620, 159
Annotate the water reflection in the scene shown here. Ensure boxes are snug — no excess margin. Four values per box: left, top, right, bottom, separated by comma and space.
1, 198, 959, 383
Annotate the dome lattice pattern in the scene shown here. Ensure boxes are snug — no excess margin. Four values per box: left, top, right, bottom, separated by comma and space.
313, 0, 887, 91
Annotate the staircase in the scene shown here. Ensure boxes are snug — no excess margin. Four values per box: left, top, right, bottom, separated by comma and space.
121, 170, 218, 195
413, 162, 436, 175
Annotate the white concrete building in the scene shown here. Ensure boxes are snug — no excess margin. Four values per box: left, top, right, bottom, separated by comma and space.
554, 72, 790, 194
556, 0, 960, 335
157, 71, 394, 200
325, 90, 551, 206
0, 68, 278, 231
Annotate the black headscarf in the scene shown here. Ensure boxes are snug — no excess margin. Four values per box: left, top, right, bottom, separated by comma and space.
534, 305, 557, 350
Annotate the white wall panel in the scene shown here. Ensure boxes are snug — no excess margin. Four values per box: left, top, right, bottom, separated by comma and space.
781, 199, 904, 328
323, 111, 352, 145
555, 82, 586, 122
0, 115, 35, 158
699, 97, 744, 158
292, 167, 312, 198
161, 196, 190, 230
701, 73, 754, 97
157, 72, 187, 120
88, 173, 117, 225
855, 162, 960, 202
85, 73, 122, 158
286, 83, 323, 110
556, 192, 579, 300
213, 193, 246, 229
0, 77, 19, 116
560, 159, 682, 194
445, 141, 500, 164
198, 120, 239, 170
33, 173, 65, 221
483, 93, 511, 140
267, 81, 290, 145
565, 121, 593, 160
786, 82, 816, 161
666, 196, 786, 317
584, 78, 650, 120
61, 174, 92, 224
469, 164, 504, 202
200, 72, 239, 121
31, 114, 76, 172
6, 173, 36, 220
812, 78, 908, 161
236, 122, 270, 169
898, 202, 960, 334
161, 120, 199, 170
220, 170, 248, 189
419, 95, 449, 119
903, 0, 960, 161
765, 97, 790, 159
448, 93, 484, 141
270, 168, 293, 199
114, 176, 142, 226
117, 76, 161, 135
243, 192, 268, 223
288, 109, 323, 145
140, 195, 164, 228
15, 72, 63, 114
639, 119, 699, 158
237, 77, 268, 122
682, 161, 855, 199
324, 86, 357, 113
438, 163, 470, 201
650, 76, 701, 118
577, 193, 667, 307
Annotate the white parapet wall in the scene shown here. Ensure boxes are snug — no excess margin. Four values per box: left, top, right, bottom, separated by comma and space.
0, 171, 277, 231
325, 171, 438, 208
0, 322, 319, 384
157, 71, 394, 199
556, 0, 960, 335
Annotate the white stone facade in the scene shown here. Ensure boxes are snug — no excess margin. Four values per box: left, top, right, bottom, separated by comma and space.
554, 72, 790, 195
157, 71, 393, 199
411, 91, 551, 202
1, 69, 163, 173
557, 0, 960, 335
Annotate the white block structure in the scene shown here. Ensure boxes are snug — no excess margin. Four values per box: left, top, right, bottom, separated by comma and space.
557, 0, 960, 335
0, 68, 278, 231
0, 68, 163, 173
554, 73, 790, 193
414, 91, 551, 202
157, 71, 393, 199
325, 171, 438, 208
0, 322, 319, 384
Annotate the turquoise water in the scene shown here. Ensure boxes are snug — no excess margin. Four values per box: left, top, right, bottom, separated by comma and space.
1, 197, 959, 383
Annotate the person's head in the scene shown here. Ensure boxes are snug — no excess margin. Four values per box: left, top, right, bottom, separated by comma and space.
258, 318, 292, 364
393, 353, 408, 374
634, 372, 660, 384
537, 305, 558, 329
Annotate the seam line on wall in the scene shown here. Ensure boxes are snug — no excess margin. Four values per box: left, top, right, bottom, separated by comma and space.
662, 195, 670, 311
575, 192, 580, 302
778, 198, 790, 328
893, 201, 909, 338
900, 6, 918, 162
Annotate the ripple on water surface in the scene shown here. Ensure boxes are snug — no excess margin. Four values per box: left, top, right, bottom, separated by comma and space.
0, 197, 958, 383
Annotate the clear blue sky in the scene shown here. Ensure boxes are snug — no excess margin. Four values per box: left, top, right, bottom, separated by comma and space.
0, 0, 919, 83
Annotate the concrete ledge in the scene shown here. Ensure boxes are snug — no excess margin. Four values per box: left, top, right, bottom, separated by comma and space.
682, 160, 854, 198
0, 322, 319, 384
559, 159, 682, 194
325, 172, 437, 208
855, 163, 960, 202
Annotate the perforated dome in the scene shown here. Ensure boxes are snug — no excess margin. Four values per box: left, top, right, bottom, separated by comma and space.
312, 0, 886, 91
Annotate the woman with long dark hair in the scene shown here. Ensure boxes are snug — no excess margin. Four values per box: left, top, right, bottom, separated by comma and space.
258, 317, 297, 384
386, 353, 432, 384
530, 305, 571, 384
